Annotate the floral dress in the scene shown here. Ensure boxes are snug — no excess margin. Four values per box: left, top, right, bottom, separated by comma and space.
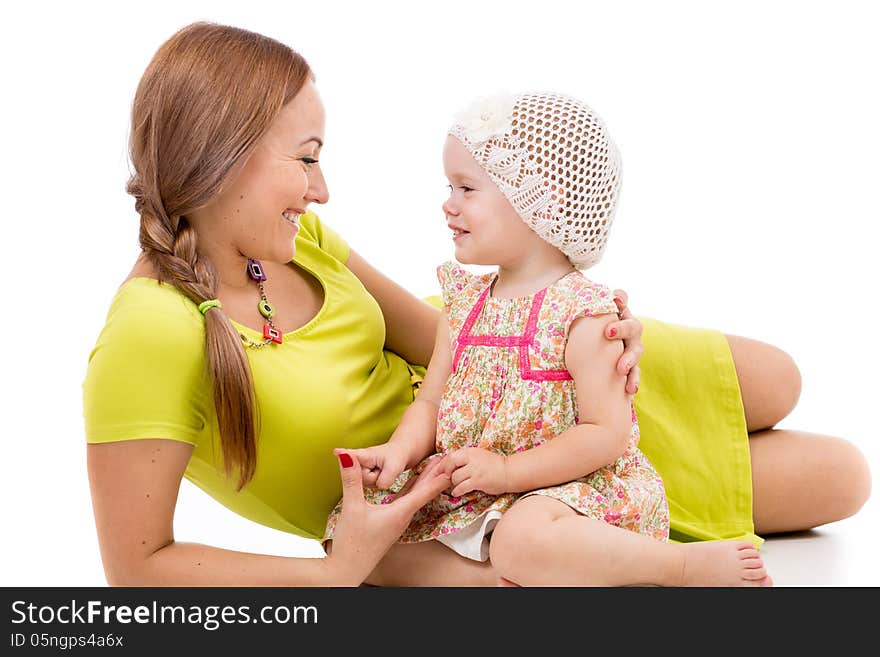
323, 262, 669, 560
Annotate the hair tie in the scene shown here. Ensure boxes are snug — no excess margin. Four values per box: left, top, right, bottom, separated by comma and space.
198, 299, 222, 315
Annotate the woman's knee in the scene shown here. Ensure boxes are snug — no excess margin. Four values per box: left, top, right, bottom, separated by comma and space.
752, 431, 872, 532
826, 438, 872, 519
771, 347, 802, 421
727, 335, 802, 430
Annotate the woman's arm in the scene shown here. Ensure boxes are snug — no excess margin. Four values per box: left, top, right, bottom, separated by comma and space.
346, 249, 440, 366
350, 313, 454, 489
387, 313, 454, 465
87, 438, 450, 586
88, 439, 344, 586
504, 313, 633, 493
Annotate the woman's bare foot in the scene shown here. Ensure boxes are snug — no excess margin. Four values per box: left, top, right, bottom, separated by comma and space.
677, 541, 772, 587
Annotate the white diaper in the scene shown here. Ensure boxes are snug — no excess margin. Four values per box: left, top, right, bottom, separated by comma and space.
435, 510, 504, 562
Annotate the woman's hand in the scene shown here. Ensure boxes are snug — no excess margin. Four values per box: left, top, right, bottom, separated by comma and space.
327, 449, 451, 586
347, 442, 410, 489
606, 289, 643, 394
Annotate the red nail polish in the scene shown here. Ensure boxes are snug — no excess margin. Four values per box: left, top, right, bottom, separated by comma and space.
609, 328, 617, 338
338, 453, 354, 468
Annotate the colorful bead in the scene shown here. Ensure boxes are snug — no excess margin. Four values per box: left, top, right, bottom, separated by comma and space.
240, 258, 284, 348
258, 299, 275, 319
247, 258, 267, 282
263, 324, 283, 344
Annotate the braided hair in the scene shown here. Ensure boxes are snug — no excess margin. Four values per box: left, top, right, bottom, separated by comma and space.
126, 22, 312, 489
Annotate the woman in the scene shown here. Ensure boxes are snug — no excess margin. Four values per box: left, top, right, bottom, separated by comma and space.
83, 22, 870, 586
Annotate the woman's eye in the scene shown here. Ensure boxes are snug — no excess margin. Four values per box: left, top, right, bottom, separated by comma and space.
300, 157, 318, 167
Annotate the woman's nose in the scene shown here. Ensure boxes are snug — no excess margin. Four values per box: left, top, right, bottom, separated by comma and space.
306, 166, 329, 204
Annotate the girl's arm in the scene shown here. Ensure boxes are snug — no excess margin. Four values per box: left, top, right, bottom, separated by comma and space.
365, 313, 454, 479
391, 312, 454, 463
503, 313, 633, 493
346, 249, 441, 367
87, 438, 450, 586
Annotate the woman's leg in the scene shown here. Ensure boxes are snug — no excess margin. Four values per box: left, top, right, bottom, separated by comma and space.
365, 539, 497, 587
725, 334, 871, 532
725, 334, 802, 433
489, 496, 771, 586
748, 429, 871, 534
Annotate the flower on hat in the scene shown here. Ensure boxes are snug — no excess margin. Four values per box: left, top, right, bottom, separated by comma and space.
452, 93, 515, 143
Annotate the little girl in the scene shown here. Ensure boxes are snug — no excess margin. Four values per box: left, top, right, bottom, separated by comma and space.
324, 92, 771, 587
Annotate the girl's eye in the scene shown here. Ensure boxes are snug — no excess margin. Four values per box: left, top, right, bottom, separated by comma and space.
446, 184, 473, 193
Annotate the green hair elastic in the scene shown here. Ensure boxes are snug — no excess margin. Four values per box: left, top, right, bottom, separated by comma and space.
198, 299, 222, 315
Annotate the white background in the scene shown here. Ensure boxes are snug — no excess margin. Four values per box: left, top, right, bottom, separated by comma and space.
1, 0, 877, 586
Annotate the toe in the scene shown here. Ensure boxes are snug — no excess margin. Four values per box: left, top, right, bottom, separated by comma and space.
743, 567, 768, 580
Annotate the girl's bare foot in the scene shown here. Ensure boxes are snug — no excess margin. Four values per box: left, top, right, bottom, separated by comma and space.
677, 541, 773, 587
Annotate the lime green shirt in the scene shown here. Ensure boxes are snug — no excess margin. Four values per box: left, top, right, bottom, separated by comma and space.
82, 211, 422, 540
84, 210, 760, 548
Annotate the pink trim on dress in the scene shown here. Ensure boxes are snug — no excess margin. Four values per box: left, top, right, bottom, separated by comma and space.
452, 287, 573, 381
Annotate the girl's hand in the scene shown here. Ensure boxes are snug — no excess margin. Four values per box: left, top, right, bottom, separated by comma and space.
606, 288, 643, 395
327, 450, 451, 585
440, 448, 509, 497
347, 442, 410, 490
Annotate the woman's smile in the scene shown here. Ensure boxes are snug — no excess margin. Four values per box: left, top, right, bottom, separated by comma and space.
283, 209, 302, 234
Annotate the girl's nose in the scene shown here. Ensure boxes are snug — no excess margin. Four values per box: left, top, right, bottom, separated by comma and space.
442, 197, 458, 217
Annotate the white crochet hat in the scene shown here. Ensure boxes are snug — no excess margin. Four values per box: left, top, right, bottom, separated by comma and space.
449, 92, 622, 269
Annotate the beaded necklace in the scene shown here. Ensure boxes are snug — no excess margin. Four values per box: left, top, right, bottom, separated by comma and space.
239, 258, 283, 348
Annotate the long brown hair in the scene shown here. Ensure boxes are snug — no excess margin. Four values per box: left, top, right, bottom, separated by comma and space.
126, 22, 312, 490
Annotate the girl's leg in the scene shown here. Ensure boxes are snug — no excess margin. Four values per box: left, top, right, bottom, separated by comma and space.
725, 334, 871, 532
366, 334, 870, 586
489, 496, 771, 587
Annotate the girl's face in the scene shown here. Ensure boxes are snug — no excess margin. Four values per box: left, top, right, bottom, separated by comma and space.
192, 79, 329, 265
442, 135, 544, 267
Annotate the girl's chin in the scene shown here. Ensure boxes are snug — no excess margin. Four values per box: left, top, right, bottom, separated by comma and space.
453, 249, 491, 267
453, 244, 471, 262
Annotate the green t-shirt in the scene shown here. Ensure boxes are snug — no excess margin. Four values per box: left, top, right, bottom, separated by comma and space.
84, 210, 761, 548
83, 211, 422, 540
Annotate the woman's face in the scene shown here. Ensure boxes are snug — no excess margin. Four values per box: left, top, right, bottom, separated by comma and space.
192, 79, 329, 265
